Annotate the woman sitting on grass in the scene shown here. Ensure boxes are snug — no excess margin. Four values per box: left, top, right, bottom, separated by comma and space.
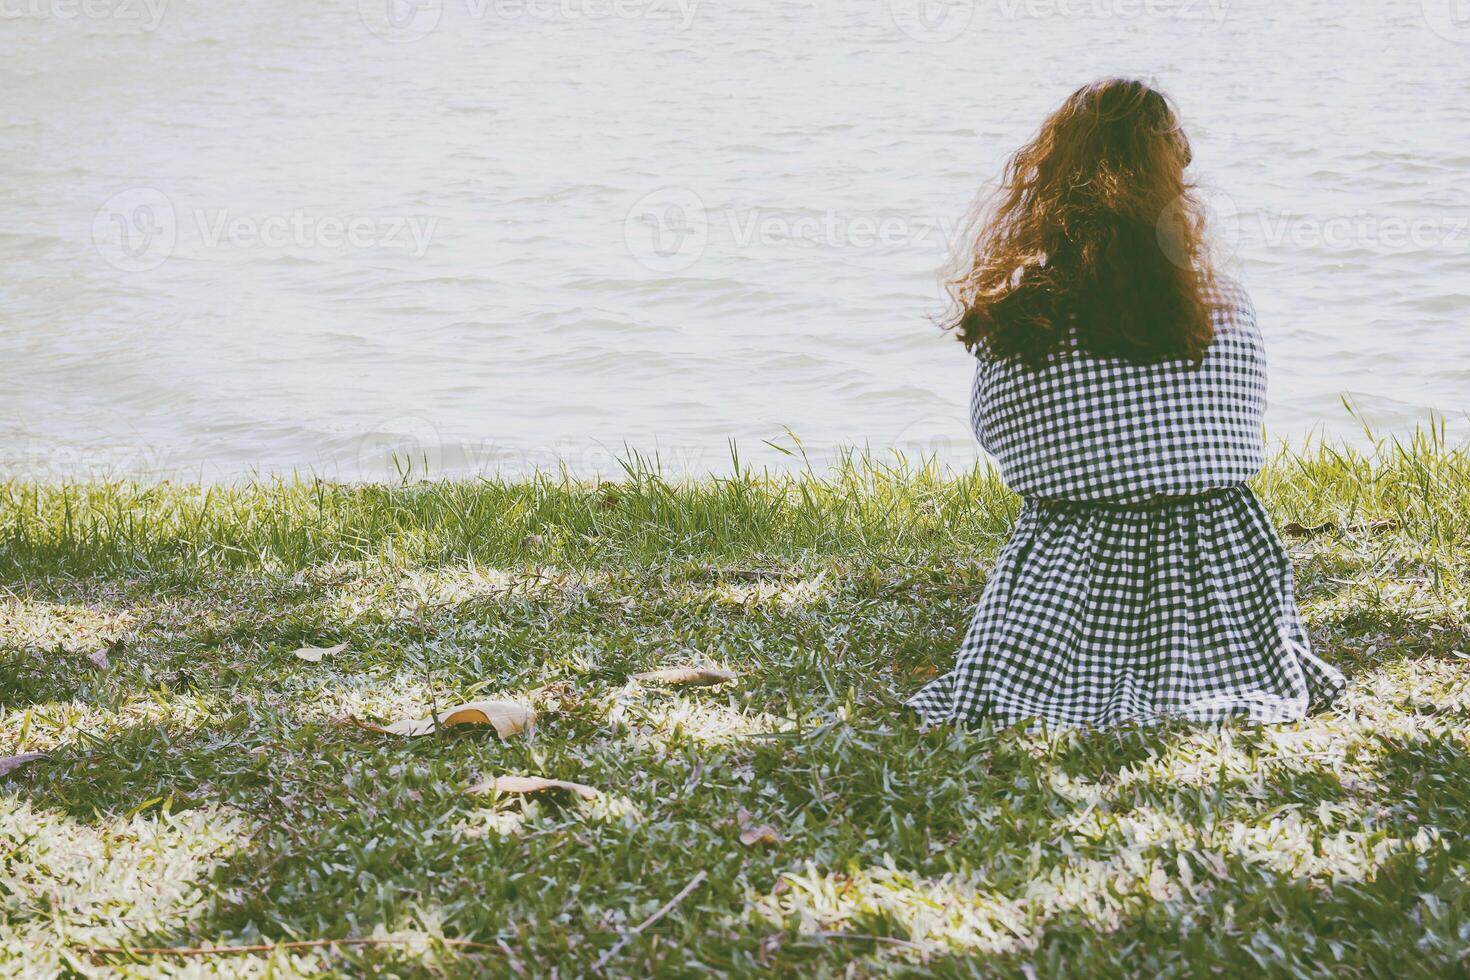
908, 78, 1345, 728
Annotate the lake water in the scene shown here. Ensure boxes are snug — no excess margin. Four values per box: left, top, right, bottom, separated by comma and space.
3, 0, 1468, 481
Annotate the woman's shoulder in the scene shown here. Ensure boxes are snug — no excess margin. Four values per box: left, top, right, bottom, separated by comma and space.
1206, 276, 1259, 337
972, 275, 1262, 372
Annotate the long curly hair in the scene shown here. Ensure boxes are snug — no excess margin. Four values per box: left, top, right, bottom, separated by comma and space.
944, 78, 1218, 367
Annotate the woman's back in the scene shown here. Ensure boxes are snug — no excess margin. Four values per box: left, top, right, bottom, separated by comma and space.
973, 279, 1266, 503
907, 78, 1343, 728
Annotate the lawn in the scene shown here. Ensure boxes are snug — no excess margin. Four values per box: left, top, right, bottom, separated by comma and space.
2, 433, 1468, 977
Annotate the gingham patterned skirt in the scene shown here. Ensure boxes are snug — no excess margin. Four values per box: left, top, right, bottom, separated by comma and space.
907, 485, 1346, 728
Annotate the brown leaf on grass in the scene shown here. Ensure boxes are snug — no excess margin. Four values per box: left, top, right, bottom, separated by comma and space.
534, 680, 580, 713
367, 700, 537, 738
1197, 850, 1230, 879
739, 824, 782, 847
86, 638, 125, 670
632, 667, 737, 687
0, 753, 46, 778
465, 775, 599, 801
736, 807, 780, 845
292, 642, 347, 664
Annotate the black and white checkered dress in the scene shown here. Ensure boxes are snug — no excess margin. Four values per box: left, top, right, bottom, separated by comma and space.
908, 281, 1345, 727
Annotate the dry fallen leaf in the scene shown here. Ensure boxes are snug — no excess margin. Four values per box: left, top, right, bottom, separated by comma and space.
739, 824, 782, 847
0, 753, 46, 778
465, 775, 599, 801
632, 667, 737, 687
86, 638, 125, 670
292, 642, 347, 663
373, 700, 536, 738
1197, 850, 1230, 879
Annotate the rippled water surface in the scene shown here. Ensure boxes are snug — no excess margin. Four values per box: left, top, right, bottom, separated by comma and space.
3, 0, 1468, 480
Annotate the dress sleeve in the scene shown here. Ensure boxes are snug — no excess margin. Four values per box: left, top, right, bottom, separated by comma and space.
968, 353, 990, 453
1211, 276, 1266, 386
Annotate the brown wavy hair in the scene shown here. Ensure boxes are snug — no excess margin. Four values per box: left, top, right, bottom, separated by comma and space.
944, 78, 1218, 367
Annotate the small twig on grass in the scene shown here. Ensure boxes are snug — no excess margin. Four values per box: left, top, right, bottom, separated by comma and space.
810, 931, 930, 952
425, 655, 443, 738
79, 936, 502, 958
591, 870, 707, 972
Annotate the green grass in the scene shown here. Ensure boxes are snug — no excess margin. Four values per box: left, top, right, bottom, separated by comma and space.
2, 433, 1468, 977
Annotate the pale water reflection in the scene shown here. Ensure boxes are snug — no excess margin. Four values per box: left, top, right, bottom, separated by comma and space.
1, 0, 1467, 480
